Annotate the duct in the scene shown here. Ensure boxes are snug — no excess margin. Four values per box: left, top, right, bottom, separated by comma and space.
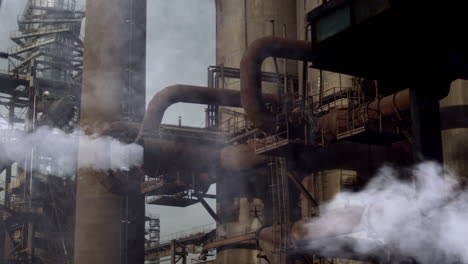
142, 137, 271, 174
139, 84, 277, 137
204, 207, 364, 253
240, 36, 312, 132
203, 233, 256, 251
140, 137, 221, 175
318, 89, 410, 140
100, 121, 267, 174
258, 206, 365, 246
101, 121, 141, 143
257, 206, 393, 261
220, 142, 269, 171
366, 89, 410, 119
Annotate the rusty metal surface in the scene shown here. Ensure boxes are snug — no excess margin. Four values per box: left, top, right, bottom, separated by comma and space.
240, 36, 312, 132
366, 88, 410, 119
258, 206, 364, 246
101, 121, 141, 143
141, 137, 221, 174
318, 88, 410, 139
142, 137, 270, 174
220, 143, 269, 171
140, 84, 277, 137
140, 85, 241, 137
203, 233, 256, 251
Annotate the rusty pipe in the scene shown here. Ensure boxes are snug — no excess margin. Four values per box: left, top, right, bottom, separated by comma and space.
240, 36, 312, 132
102, 122, 270, 173
203, 207, 364, 251
143, 139, 270, 173
101, 121, 141, 143
220, 142, 270, 171
258, 206, 365, 246
318, 89, 410, 140
140, 84, 277, 137
203, 233, 256, 251
366, 88, 410, 119
140, 137, 221, 174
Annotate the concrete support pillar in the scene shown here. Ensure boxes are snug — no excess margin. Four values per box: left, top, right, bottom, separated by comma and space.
74, 0, 146, 264
441, 80, 468, 179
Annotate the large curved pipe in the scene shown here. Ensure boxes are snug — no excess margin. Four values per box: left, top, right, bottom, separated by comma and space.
240, 36, 312, 132
140, 84, 277, 137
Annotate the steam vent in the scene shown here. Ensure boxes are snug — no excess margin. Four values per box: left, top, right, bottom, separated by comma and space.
1, 0, 468, 263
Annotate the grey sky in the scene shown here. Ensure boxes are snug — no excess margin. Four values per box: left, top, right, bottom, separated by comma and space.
0, 0, 217, 238
147, 0, 215, 127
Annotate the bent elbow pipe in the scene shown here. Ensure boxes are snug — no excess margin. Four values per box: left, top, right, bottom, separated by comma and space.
140, 84, 242, 137
240, 36, 312, 132
140, 84, 277, 138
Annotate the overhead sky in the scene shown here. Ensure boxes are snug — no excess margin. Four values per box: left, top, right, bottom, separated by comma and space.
0, 0, 216, 238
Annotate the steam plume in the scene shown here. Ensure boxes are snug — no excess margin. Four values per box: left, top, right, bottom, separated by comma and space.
1, 126, 143, 177
302, 162, 468, 263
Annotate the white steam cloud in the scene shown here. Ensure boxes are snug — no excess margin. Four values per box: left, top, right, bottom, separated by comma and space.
1, 126, 143, 177
302, 162, 468, 263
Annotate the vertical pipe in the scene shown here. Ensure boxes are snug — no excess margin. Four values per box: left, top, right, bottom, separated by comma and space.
170, 240, 176, 264
74, 0, 146, 264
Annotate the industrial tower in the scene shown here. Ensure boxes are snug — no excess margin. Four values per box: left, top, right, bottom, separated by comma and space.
1, 1, 84, 263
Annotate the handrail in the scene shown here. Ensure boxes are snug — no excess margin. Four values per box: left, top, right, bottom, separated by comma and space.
155, 223, 215, 245
8, 34, 56, 55
10, 24, 72, 39
27, 0, 85, 12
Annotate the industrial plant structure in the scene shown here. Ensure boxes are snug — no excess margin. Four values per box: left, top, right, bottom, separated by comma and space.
1, 0, 468, 264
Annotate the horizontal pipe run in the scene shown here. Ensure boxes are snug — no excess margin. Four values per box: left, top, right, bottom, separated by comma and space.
220, 142, 270, 171
140, 137, 220, 174
143, 138, 270, 174
240, 36, 312, 132
318, 89, 410, 140
203, 233, 256, 251
140, 84, 277, 138
258, 206, 365, 246
204, 207, 364, 251
101, 121, 141, 143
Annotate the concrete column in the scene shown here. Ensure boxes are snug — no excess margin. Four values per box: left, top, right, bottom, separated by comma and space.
74, 0, 146, 264
216, 0, 298, 125
441, 80, 468, 179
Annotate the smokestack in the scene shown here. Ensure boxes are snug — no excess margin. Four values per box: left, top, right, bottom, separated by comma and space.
74, 0, 146, 264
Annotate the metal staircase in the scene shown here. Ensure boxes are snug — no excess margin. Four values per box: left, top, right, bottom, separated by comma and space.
8, 0, 85, 81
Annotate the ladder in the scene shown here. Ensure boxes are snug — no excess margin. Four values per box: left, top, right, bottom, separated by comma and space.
269, 156, 290, 264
